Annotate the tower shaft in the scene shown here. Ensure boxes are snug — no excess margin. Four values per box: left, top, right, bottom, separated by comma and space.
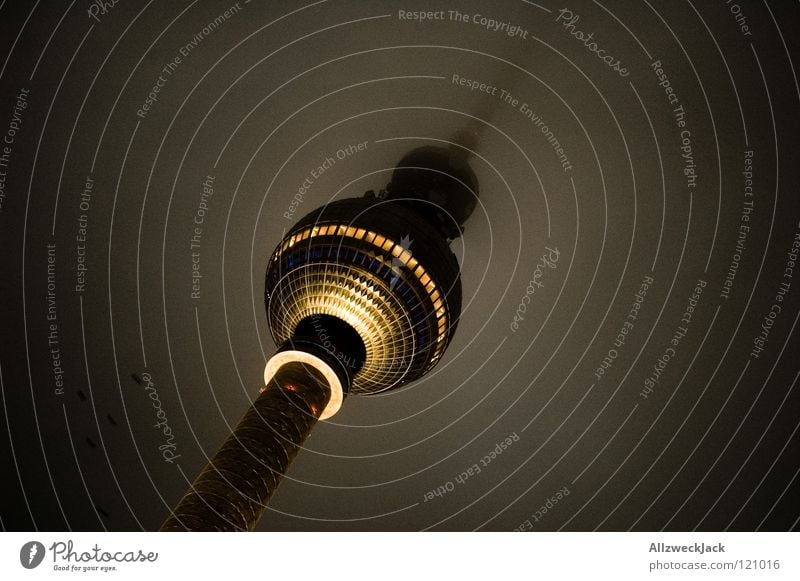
160, 362, 330, 531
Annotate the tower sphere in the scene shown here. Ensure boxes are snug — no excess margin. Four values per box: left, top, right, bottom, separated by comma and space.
264, 196, 462, 395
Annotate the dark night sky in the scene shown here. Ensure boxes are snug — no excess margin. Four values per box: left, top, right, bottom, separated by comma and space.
1, 0, 798, 531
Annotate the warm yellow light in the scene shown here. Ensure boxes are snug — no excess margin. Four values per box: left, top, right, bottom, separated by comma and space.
268, 223, 452, 393
263, 350, 343, 419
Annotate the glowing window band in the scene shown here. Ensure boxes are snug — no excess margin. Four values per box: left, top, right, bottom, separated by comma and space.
272, 224, 450, 363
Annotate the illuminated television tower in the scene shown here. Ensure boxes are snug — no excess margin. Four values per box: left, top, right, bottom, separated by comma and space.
161, 144, 478, 531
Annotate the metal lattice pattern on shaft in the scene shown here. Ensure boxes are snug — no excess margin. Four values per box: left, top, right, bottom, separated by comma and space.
159, 362, 330, 531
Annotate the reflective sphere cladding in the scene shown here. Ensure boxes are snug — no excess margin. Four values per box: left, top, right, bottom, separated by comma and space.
264, 197, 462, 395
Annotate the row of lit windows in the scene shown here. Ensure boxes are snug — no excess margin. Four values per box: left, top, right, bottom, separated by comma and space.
275, 223, 450, 362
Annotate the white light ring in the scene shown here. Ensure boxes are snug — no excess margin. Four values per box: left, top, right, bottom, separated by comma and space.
263, 350, 343, 420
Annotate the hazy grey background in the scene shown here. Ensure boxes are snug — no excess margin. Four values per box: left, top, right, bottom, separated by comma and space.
1, 0, 798, 531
